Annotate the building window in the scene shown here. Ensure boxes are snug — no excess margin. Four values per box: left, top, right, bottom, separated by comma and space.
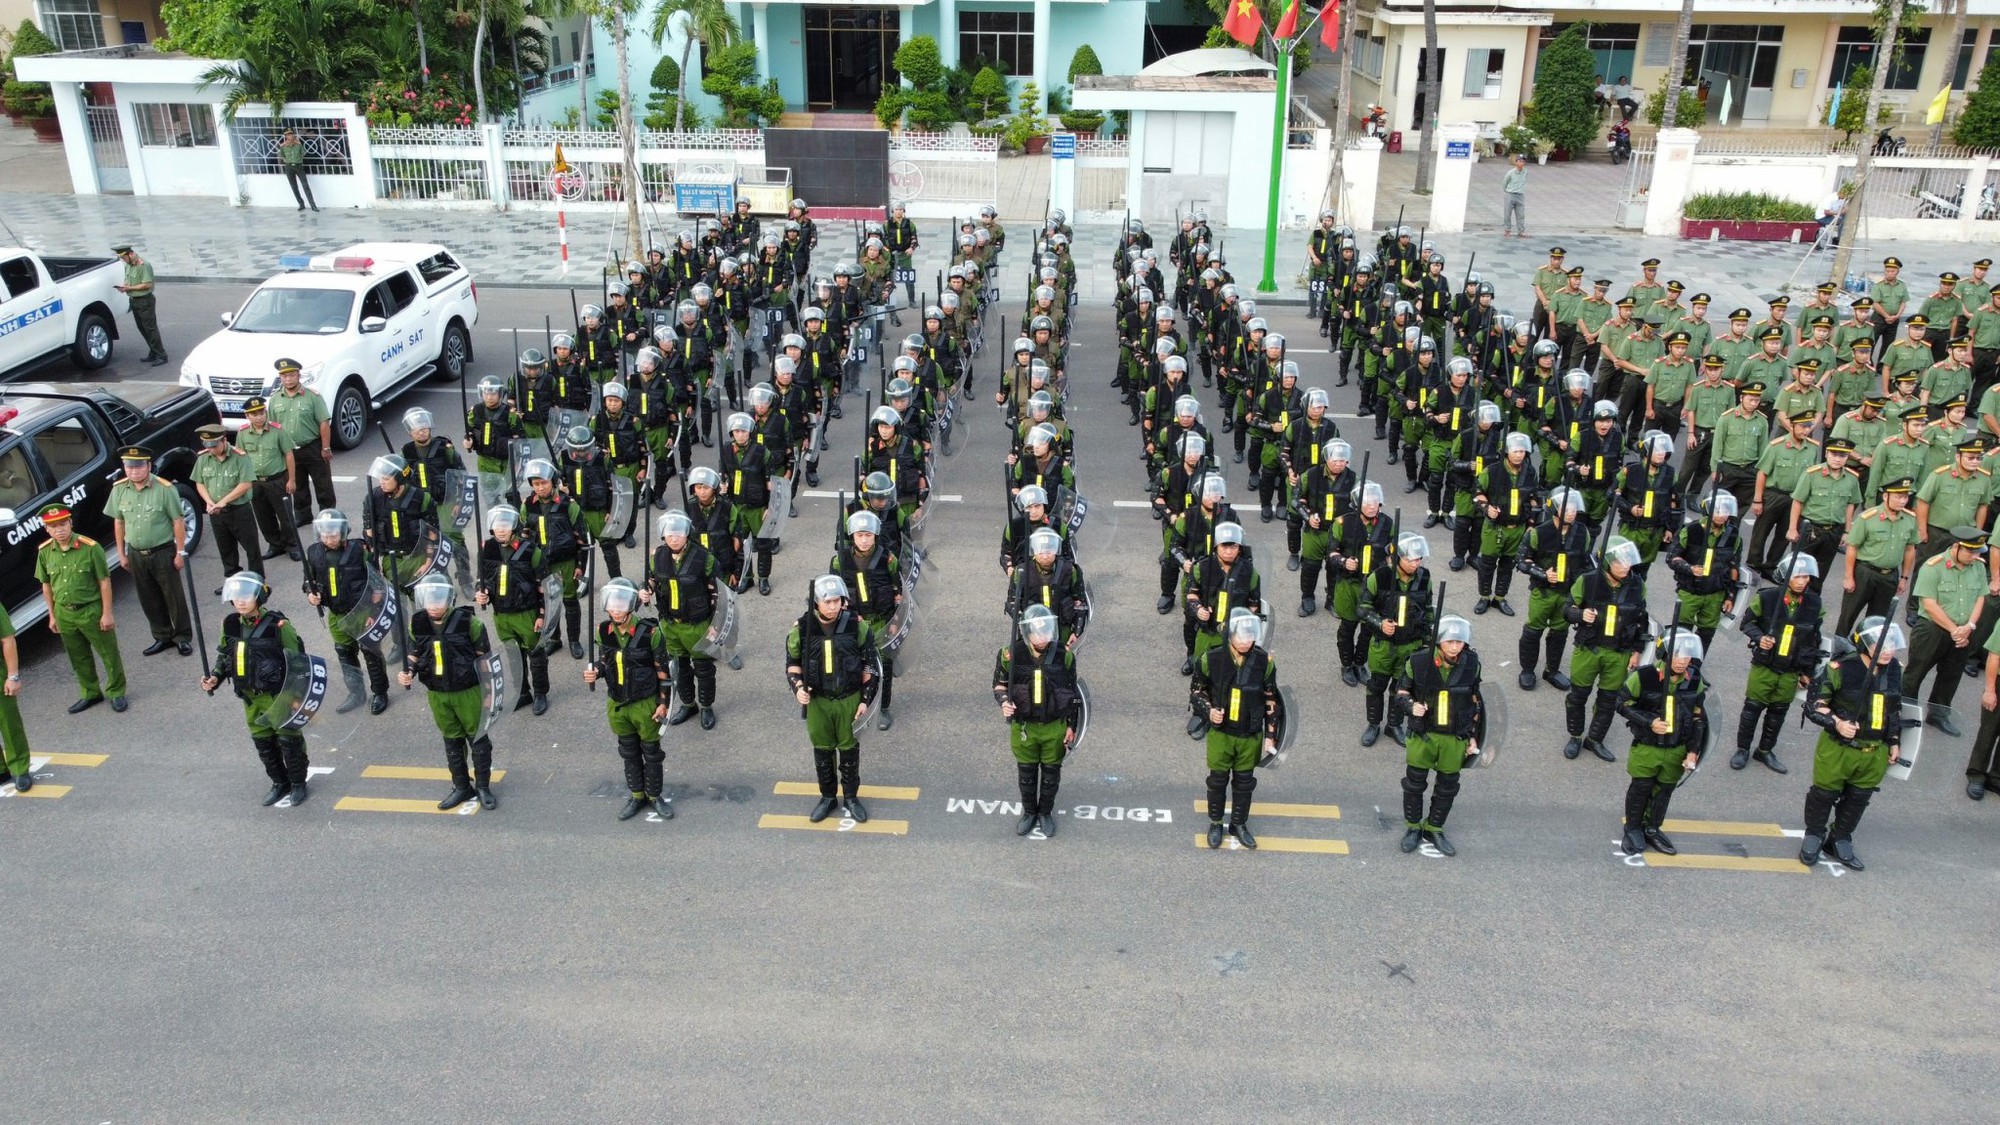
35, 0, 106, 51
1830, 25, 1930, 90
1461, 48, 1505, 99
1954, 27, 1989, 89
959, 11, 1033, 77
1541, 22, 1639, 87
1354, 35, 1385, 81
133, 104, 217, 148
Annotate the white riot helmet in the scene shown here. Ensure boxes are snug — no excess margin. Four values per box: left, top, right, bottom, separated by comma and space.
413, 572, 456, 612
1436, 615, 1473, 645
1016, 484, 1049, 512
1504, 432, 1533, 456
1214, 522, 1246, 547
1326, 439, 1353, 463
1019, 604, 1059, 646
486, 506, 520, 535
660, 509, 694, 541
1397, 533, 1430, 562
1603, 536, 1641, 569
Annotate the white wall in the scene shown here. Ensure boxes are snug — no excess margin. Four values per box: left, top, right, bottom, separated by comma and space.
1686, 154, 1842, 208
111, 80, 234, 197
1075, 83, 1274, 230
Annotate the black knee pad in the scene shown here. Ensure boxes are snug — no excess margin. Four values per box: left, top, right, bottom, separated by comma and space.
1435, 772, 1462, 799
1401, 765, 1429, 795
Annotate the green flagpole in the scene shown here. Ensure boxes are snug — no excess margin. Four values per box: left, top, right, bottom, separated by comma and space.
1257, 32, 1292, 295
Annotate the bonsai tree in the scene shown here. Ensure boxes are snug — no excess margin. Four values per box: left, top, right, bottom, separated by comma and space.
701, 41, 784, 127
969, 65, 1008, 121
1525, 24, 1597, 155
1059, 45, 1105, 133
1004, 80, 1050, 150
1644, 74, 1705, 128
892, 35, 944, 94
4, 18, 56, 120
643, 56, 703, 132
1955, 53, 2000, 149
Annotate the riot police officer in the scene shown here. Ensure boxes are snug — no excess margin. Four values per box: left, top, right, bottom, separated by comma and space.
475, 505, 551, 717
1191, 610, 1280, 850
785, 574, 882, 823
1734, 552, 1823, 773
303, 508, 391, 714
643, 508, 723, 730
993, 604, 1081, 838
584, 577, 672, 822
1616, 630, 1709, 855
200, 572, 311, 807
1801, 616, 1907, 869
1395, 613, 1484, 856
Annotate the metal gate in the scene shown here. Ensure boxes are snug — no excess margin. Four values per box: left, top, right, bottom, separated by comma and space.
1614, 146, 1653, 229
85, 103, 131, 193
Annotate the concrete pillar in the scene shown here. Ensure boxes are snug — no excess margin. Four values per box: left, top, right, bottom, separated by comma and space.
1642, 127, 1701, 238
1518, 32, 1541, 112
1813, 21, 1841, 114
483, 122, 509, 207
1049, 132, 1076, 218
1125, 109, 1146, 218
939, 0, 958, 69
1031, 0, 1051, 109
1343, 136, 1383, 233
48, 83, 96, 195
1974, 25, 1994, 93
1425, 122, 1477, 232
752, 4, 771, 85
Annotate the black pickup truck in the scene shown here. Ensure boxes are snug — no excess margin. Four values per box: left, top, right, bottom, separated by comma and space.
0, 381, 220, 627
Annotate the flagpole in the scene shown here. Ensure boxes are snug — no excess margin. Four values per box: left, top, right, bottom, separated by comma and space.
1257, 31, 1294, 294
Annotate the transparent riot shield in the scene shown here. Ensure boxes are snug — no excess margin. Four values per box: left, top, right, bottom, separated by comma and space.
603, 475, 636, 543
1053, 485, 1090, 535
936, 392, 959, 457
757, 474, 793, 539
474, 646, 520, 739
444, 468, 478, 532
337, 564, 408, 667
549, 408, 590, 457
393, 521, 454, 591
1889, 700, 1924, 781
479, 468, 514, 515
851, 650, 888, 735
537, 572, 566, 645
1259, 685, 1300, 768
508, 437, 541, 494
268, 650, 363, 748
1070, 577, 1096, 654
696, 580, 743, 669
880, 595, 922, 676
1468, 679, 1508, 769
1071, 674, 1092, 755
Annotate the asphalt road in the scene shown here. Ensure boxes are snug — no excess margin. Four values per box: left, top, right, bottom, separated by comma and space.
4, 283, 1997, 1121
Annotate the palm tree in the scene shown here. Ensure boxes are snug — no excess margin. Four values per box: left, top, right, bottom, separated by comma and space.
649, 0, 740, 133
200, 50, 289, 122
1662, 0, 1696, 128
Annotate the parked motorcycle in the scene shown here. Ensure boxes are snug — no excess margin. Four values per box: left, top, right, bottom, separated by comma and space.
1608, 122, 1632, 165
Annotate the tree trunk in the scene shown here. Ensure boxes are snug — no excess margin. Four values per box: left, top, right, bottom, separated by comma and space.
415, 1, 430, 87
578, 14, 592, 129
1829, 0, 1907, 284
608, 5, 640, 262
510, 29, 523, 126
472, 0, 489, 124
1325, 17, 1356, 215
1661, 0, 1696, 128
1933, 0, 1969, 151
675, 32, 695, 134
1412, 0, 1439, 192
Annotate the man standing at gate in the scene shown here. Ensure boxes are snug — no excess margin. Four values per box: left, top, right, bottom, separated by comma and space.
113, 244, 168, 367
279, 128, 319, 212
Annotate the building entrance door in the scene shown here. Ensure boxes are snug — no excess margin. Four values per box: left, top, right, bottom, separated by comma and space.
805, 8, 901, 112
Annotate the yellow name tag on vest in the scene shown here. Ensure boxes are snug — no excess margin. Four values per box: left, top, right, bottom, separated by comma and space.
1663, 693, 1675, 734
1779, 624, 1794, 656
614, 650, 626, 684
1397, 596, 1408, 626
1509, 490, 1520, 516
433, 641, 445, 677
1871, 693, 1885, 728
823, 639, 834, 674
235, 642, 246, 677
1326, 495, 1337, 521
1702, 548, 1713, 574
538, 516, 548, 544
1451, 408, 1461, 430
1556, 554, 1567, 583
391, 512, 401, 539
1595, 455, 1604, 479
1643, 493, 1654, 519
1216, 591, 1229, 622
1436, 690, 1450, 726
328, 570, 339, 598
1033, 669, 1044, 706
668, 580, 679, 611
498, 567, 508, 597
1604, 604, 1617, 636
1362, 545, 1373, 573
482, 423, 491, 446
1229, 687, 1241, 723
733, 470, 743, 494
1475, 456, 1485, 477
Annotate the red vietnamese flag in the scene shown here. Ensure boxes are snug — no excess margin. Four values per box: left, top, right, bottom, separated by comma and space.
1274, 0, 1301, 39
1222, 0, 1264, 47
1319, 0, 1343, 51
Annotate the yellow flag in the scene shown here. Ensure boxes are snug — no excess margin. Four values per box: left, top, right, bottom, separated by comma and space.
553, 141, 572, 173
1926, 85, 1951, 126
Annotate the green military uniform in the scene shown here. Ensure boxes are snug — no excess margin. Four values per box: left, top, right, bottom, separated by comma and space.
1869, 426, 1932, 502
1839, 494, 1919, 636
786, 604, 880, 817
1191, 638, 1279, 847
1736, 351, 1793, 396
1801, 650, 1902, 868
1826, 358, 1877, 413
1752, 435, 1820, 569
598, 610, 671, 817
1668, 311, 1714, 358
1773, 376, 1827, 427
1791, 459, 1862, 578
1919, 286, 1966, 341
106, 468, 190, 647
1920, 359, 1972, 407
993, 631, 1079, 836
35, 521, 127, 707
191, 439, 262, 573
408, 604, 498, 806
1711, 402, 1771, 501
1396, 641, 1481, 853
1563, 560, 1650, 758
1904, 539, 1992, 723
1834, 312, 1877, 363
1617, 660, 1707, 854
1830, 405, 1891, 466
119, 249, 166, 360
1707, 327, 1759, 382
211, 602, 311, 802
236, 413, 297, 550
1915, 463, 1991, 557
0, 607, 28, 786
1881, 336, 1933, 385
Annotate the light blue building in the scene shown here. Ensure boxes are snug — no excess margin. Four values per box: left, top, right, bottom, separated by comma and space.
523, 0, 1190, 125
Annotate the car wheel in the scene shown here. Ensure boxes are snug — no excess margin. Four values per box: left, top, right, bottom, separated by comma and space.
72, 310, 115, 370
332, 381, 371, 451
436, 320, 469, 382
175, 482, 207, 555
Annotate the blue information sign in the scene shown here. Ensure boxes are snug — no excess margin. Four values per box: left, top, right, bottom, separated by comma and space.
1051, 133, 1076, 159
675, 181, 736, 213
1445, 140, 1472, 160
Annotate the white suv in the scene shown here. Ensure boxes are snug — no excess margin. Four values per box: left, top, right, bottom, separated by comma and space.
180, 243, 478, 448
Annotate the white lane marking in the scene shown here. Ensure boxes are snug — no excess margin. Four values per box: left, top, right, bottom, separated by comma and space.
801, 490, 961, 502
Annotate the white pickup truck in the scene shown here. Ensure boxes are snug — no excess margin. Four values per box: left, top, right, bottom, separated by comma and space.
0, 248, 130, 380
179, 242, 479, 449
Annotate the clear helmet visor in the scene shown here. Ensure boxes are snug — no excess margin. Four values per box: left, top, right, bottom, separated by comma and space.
1397, 533, 1430, 561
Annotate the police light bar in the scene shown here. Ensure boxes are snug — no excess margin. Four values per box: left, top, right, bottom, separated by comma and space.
277, 253, 376, 273
278, 253, 312, 270
0, 407, 17, 427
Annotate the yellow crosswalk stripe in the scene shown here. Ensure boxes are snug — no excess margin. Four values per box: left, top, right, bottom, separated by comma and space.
758, 813, 908, 835
1191, 801, 1341, 819
361, 765, 508, 782
1659, 819, 1787, 838
39, 753, 107, 767
7, 784, 72, 800
772, 782, 919, 800
335, 797, 481, 815
1643, 853, 1806, 873
1190, 835, 1349, 854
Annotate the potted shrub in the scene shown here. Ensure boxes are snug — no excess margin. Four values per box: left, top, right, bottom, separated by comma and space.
6, 18, 58, 136
1058, 45, 1105, 135
1529, 137, 1557, 164
1680, 191, 1820, 241
1008, 81, 1051, 153
1498, 122, 1534, 157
